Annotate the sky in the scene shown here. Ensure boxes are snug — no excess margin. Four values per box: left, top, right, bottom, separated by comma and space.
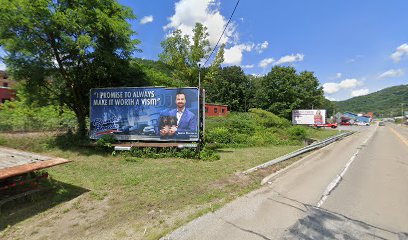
1, 0, 408, 101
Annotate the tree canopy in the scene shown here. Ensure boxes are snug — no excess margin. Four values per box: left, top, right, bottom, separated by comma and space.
159, 23, 224, 87
0, 0, 146, 136
255, 66, 324, 119
205, 66, 251, 112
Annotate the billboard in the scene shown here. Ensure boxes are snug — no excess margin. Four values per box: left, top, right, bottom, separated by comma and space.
90, 87, 200, 142
292, 109, 326, 125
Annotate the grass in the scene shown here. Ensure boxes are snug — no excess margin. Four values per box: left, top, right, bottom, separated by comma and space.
306, 127, 343, 140
0, 129, 341, 239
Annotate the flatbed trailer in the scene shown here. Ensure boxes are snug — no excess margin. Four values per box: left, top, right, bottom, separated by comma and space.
0, 146, 71, 207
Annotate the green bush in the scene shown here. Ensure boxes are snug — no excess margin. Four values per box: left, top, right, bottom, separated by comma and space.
204, 109, 299, 147
199, 148, 220, 161
288, 126, 307, 140
248, 108, 290, 128
0, 99, 76, 132
96, 134, 117, 150
249, 130, 280, 146
204, 110, 303, 147
225, 113, 257, 134
205, 127, 233, 144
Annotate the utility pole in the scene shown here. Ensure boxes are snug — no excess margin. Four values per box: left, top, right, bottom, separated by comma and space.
198, 63, 201, 89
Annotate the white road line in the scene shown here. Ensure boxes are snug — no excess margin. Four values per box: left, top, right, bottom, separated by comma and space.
316, 127, 377, 207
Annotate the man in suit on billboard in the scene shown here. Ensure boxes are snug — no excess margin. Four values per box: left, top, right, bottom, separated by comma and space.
160, 91, 197, 137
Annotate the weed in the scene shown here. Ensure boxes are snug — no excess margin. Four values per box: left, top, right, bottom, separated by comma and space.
90, 191, 107, 201
96, 134, 117, 150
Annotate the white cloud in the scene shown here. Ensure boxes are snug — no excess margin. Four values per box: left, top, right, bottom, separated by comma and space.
323, 83, 341, 94
140, 15, 154, 24
351, 89, 369, 97
378, 69, 404, 79
259, 58, 275, 68
224, 43, 254, 65
323, 78, 362, 94
251, 73, 265, 77
339, 78, 361, 88
390, 43, 408, 62
255, 41, 268, 53
0, 62, 5, 71
242, 64, 254, 69
336, 73, 342, 78
275, 53, 304, 65
346, 55, 363, 64
164, 0, 235, 47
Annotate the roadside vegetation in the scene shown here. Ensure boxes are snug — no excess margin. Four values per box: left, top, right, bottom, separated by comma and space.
0, 1, 342, 239
0, 101, 340, 239
0, 127, 339, 240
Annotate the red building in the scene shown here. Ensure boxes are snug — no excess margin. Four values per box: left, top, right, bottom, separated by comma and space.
0, 71, 16, 103
205, 103, 228, 117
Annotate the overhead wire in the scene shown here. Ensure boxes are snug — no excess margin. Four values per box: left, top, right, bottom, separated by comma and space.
203, 0, 241, 67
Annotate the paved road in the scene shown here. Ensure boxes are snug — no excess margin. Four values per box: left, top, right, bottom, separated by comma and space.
164, 123, 408, 240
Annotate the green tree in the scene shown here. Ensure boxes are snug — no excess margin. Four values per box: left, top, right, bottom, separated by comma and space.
0, 84, 76, 131
0, 0, 145, 136
320, 98, 336, 117
159, 23, 224, 86
205, 66, 251, 112
204, 43, 225, 85
132, 58, 183, 87
255, 66, 324, 119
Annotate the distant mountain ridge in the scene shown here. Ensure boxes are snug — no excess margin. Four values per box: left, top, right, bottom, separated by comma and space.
334, 84, 408, 117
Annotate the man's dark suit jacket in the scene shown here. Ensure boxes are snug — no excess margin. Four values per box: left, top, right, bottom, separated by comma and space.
167, 108, 197, 132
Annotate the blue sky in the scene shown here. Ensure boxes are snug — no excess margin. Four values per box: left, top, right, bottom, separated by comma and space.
1, 0, 408, 101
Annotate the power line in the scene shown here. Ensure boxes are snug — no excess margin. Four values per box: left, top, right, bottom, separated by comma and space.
203, 0, 241, 67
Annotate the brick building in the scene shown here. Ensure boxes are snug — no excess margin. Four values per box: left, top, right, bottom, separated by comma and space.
0, 70, 16, 103
205, 103, 228, 117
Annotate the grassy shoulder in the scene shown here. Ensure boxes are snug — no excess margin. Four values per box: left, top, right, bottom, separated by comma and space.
0, 111, 342, 239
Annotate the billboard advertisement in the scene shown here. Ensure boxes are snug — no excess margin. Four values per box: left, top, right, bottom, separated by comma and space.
292, 109, 326, 125
90, 87, 199, 142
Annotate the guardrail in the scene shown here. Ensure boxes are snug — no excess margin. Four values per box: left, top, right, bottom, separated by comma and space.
243, 131, 354, 174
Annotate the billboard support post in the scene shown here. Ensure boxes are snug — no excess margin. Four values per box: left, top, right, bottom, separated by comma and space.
197, 88, 205, 157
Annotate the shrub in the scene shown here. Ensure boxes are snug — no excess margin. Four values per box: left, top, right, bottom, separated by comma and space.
0, 100, 77, 132
248, 108, 291, 128
225, 113, 257, 134
96, 134, 117, 150
288, 126, 307, 140
205, 127, 233, 144
199, 148, 220, 161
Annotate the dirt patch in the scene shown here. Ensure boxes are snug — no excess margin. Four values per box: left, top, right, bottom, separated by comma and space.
1, 192, 111, 240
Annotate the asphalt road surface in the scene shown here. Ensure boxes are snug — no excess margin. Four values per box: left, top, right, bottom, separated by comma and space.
164, 123, 408, 240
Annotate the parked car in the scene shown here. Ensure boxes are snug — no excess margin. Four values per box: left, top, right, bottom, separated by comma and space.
354, 122, 370, 126
314, 123, 338, 128
378, 121, 385, 126
143, 126, 156, 135
129, 123, 149, 134
339, 122, 351, 126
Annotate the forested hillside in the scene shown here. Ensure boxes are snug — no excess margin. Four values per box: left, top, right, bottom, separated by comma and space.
335, 85, 408, 117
